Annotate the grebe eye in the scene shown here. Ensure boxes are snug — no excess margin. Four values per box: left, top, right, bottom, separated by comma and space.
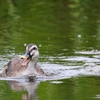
33, 47, 37, 50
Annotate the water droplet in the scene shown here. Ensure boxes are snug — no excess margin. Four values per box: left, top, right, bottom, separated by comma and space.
77, 34, 81, 38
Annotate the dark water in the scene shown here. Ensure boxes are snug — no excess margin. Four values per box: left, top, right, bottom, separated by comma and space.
0, 0, 100, 100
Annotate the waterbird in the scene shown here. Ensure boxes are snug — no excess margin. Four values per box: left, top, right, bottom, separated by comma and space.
2, 43, 45, 79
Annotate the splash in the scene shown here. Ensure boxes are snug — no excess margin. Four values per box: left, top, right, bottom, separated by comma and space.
0, 62, 100, 82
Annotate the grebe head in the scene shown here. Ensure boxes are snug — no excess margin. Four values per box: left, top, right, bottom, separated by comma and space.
21, 43, 39, 66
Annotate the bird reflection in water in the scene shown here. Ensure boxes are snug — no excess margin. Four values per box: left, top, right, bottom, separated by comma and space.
8, 81, 40, 100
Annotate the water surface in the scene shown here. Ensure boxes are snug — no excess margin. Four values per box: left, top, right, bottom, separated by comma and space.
0, 0, 100, 100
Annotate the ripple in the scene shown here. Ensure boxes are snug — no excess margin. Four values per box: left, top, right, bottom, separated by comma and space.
0, 63, 100, 82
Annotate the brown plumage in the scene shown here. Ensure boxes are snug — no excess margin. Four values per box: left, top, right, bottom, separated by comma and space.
2, 43, 45, 77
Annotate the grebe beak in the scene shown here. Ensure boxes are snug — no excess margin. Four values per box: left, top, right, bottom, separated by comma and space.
21, 51, 32, 66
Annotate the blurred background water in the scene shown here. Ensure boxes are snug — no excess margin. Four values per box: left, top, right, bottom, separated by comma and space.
0, 0, 100, 100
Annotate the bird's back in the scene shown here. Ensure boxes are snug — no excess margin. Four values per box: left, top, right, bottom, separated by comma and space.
2, 57, 27, 77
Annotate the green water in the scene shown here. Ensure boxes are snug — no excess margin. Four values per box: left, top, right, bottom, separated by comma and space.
0, 77, 100, 100
0, 0, 100, 100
